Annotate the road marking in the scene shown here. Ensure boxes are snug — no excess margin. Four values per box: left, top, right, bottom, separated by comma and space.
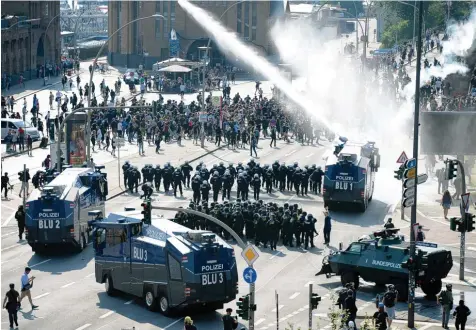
416, 209, 450, 226
285, 150, 297, 157
124, 299, 134, 305
305, 153, 314, 158
2, 204, 17, 212
313, 313, 327, 318
1, 231, 17, 238
75, 324, 91, 330
418, 325, 433, 330
442, 278, 476, 287
304, 281, 313, 287
85, 273, 95, 278
289, 292, 300, 300
269, 250, 283, 260
61, 281, 76, 288
99, 310, 115, 319
3, 258, 52, 275
271, 305, 284, 312
452, 261, 476, 274
469, 247, 476, 251
2, 212, 16, 227
1, 241, 28, 252
255, 318, 266, 326
298, 307, 305, 312
163, 317, 184, 329
33, 292, 50, 300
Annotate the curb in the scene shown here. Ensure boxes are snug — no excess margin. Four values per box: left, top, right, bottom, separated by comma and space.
1, 92, 141, 159
105, 144, 225, 201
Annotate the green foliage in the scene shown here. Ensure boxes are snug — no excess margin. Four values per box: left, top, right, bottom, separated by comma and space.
426, 2, 446, 29
381, 20, 409, 48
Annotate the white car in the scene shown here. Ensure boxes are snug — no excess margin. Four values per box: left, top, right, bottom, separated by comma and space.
1, 118, 41, 141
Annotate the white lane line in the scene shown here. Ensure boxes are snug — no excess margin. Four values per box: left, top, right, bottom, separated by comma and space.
304, 281, 313, 287
75, 324, 91, 330
124, 299, 134, 305
285, 150, 297, 157
298, 307, 305, 312
99, 310, 115, 319
164, 317, 185, 329
271, 305, 284, 312
323, 325, 332, 329
305, 153, 314, 158
85, 272, 95, 278
255, 318, 266, 326
2, 213, 16, 227
1, 242, 28, 252
61, 281, 76, 288
1, 204, 17, 212
418, 325, 434, 330
269, 250, 283, 260
1, 231, 17, 238
313, 313, 328, 318
33, 292, 50, 300
2, 258, 52, 275
469, 247, 476, 251
289, 292, 300, 300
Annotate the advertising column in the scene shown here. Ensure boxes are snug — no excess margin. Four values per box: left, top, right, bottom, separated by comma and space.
66, 112, 88, 167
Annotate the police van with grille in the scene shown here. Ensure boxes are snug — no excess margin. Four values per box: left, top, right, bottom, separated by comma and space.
90, 209, 239, 315
25, 166, 108, 253
323, 139, 380, 212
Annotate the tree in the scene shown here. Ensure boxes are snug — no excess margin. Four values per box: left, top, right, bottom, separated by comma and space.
381, 19, 409, 48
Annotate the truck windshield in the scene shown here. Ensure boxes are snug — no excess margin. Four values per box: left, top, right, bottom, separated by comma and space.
42, 185, 67, 197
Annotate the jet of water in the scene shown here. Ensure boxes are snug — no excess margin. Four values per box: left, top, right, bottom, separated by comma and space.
177, 0, 339, 137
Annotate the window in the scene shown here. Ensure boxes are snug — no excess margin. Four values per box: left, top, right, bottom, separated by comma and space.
244, 2, 250, 40
163, 1, 169, 38
1, 122, 6, 129
131, 224, 142, 237
251, 2, 257, 41
106, 228, 125, 247
171, 1, 176, 27
347, 243, 363, 253
168, 254, 182, 280
236, 3, 242, 35
96, 228, 106, 246
155, 17, 161, 38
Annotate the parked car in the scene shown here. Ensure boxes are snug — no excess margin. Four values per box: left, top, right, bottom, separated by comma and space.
123, 69, 140, 85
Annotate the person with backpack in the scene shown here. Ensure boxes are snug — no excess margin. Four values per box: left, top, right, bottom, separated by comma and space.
438, 283, 454, 329
373, 303, 389, 330
453, 300, 471, 330
382, 284, 398, 328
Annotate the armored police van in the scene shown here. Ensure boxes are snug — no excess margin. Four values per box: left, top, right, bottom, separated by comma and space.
323, 141, 380, 212
91, 210, 238, 315
25, 166, 108, 252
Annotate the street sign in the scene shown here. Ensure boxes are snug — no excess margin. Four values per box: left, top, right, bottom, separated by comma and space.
199, 113, 208, 123
403, 188, 415, 199
404, 168, 416, 179
462, 193, 470, 213
403, 196, 415, 208
416, 241, 438, 248
417, 174, 428, 185
243, 267, 257, 284
396, 151, 408, 164
406, 158, 417, 169
404, 178, 415, 189
116, 138, 125, 147
241, 245, 260, 266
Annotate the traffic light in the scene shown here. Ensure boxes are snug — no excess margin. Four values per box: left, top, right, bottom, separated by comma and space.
402, 257, 415, 270
457, 217, 465, 233
445, 160, 458, 180
450, 217, 459, 231
236, 295, 249, 320
466, 213, 475, 232
394, 165, 404, 180
141, 199, 152, 224
310, 292, 321, 310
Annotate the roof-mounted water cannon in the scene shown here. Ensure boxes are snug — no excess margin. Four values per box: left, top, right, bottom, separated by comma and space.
87, 210, 104, 228
333, 136, 348, 156
95, 165, 105, 172
373, 228, 400, 239
40, 186, 58, 200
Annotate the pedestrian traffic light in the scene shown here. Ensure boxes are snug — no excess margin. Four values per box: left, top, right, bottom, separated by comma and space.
310, 292, 321, 310
450, 217, 459, 231
465, 213, 475, 232
445, 160, 458, 180
236, 295, 249, 320
141, 199, 151, 224
456, 217, 466, 233
402, 257, 415, 270
394, 165, 404, 180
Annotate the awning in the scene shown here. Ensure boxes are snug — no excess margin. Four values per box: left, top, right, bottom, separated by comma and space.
158, 64, 192, 73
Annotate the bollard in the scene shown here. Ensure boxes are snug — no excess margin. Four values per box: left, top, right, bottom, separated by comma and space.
339, 242, 343, 250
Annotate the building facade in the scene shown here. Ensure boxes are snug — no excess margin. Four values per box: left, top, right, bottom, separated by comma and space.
1, 1, 61, 80
108, 0, 286, 69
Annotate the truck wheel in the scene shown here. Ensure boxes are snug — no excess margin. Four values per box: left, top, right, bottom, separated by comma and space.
341, 272, 359, 290
144, 290, 158, 312
79, 233, 87, 251
105, 275, 116, 296
421, 278, 442, 297
395, 282, 408, 302
358, 199, 367, 213
159, 295, 171, 316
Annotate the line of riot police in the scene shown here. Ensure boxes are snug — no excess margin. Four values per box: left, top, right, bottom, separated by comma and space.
122, 158, 326, 202
174, 200, 320, 250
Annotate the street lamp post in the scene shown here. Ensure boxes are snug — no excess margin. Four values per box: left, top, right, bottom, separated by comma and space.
43, 13, 61, 86
86, 14, 164, 168
72, 10, 87, 61
201, 1, 244, 148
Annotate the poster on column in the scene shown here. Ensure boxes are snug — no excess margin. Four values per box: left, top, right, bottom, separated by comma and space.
68, 122, 87, 166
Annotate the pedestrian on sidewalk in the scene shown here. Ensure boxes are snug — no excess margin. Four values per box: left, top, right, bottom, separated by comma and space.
453, 300, 471, 330
19, 168, 30, 198
15, 205, 25, 240
373, 303, 389, 330
441, 190, 452, 219
222, 308, 238, 330
3, 283, 20, 329
250, 135, 257, 157
27, 134, 33, 156
323, 210, 332, 245
438, 284, 454, 329
17, 127, 25, 152
19, 267, 38, 310
1, 172, 12, 199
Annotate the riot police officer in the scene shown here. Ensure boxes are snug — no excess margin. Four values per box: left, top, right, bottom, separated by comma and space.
181, 161, 193, 188
252, 174, 261, 200
310, 166, 324, 194
173, 169, 183, 197
122, 161, 131, 187
210, 172, 222, 202
154, 165, 162, 191
140, 182, 153, 199
200, 180, 211, 202
303, 214, 318, 249
192, 174, 202, 204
